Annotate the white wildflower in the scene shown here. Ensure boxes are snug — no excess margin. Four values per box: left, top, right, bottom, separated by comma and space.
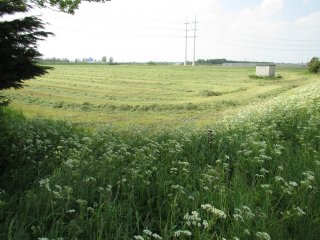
143, 229, 152, 236
289, 181, 298, 187
233, 214, 244, 222
302, 171, 315, 181
52, 191, 62, 199
106, 185, 112, 192
134, 235, 144, 240
64, 158, 79, 168
178, 161, 189, 167
256, 231, 271, 240
87, 207, 94, 213
203, 186, 210, 191
39, 178, 51, 191
300, 180, 313, 189
64, 186, 73, 194
171, 185, 185, 193
261, 184, 271, 189
174, 230, 192, 237
234, 208, 242, 215
152, 233, 162, 239
201, 204, 227, 219
260, 168, 269, 174
293, 206, 306, 216
202, 220, 209, 229
244, 229, 250, 236
184, 211, 202, 226
242, 206, 255, 219
66, 209, 76, 213
275, 176, 285, 182
76, 199, 87, 206
84, 177, 96, 183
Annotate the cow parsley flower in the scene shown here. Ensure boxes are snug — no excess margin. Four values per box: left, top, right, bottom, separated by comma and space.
201, 204, 227, 219
233, 214, 244, 222
66, 209, 76, 214
174, 230, 192, 237
152, 233, 162, 239
143, 229, 152, 236
134, 235, 144, 240
256, 231, 271, 240
293, 206, 306, 216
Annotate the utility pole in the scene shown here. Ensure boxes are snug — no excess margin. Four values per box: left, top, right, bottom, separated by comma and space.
192, 16, 197, 66
184, 17, 190, 66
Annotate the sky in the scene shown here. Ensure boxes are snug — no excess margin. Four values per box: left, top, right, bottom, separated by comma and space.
22, 0, 320, 63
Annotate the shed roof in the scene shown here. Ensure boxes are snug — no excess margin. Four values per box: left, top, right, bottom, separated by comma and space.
256, 63, 276, 66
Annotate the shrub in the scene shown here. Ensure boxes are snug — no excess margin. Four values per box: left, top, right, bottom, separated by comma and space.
308, 57, 320, 73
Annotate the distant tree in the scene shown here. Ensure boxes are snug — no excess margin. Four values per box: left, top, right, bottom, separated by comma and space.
308, 57, 320, 73
147, 61, 156, 65
108, 57, 114, 65
102, 56, 107, 63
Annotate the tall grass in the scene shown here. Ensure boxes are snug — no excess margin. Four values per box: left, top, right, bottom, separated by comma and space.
0, 81, 319, 239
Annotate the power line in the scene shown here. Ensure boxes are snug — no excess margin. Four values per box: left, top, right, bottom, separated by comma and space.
200, 29, 318, 48
192, 16, 197, 66
200, 35, 320, 52
184, 17, 190, 66
201, 23, 320, 43
198, 22, 320, 52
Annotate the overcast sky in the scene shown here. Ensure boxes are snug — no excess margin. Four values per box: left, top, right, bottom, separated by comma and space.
28, 0, 320, 63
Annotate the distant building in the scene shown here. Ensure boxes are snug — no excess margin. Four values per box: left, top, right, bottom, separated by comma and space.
256, 64, 276, 77
87, 57, 94, 63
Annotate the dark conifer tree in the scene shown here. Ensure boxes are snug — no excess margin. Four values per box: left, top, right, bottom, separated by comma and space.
0, 0, 53, 90
0, 0, 107, 92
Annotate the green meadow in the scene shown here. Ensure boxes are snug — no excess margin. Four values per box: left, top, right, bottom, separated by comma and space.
3, 64, 316, 128
1, 65, 320, 239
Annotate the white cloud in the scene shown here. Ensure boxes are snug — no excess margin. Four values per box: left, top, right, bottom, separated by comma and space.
235, 0, 284, 22
295, 11, 320, 27
226, 0, 287, 37
260, 0, 285, 16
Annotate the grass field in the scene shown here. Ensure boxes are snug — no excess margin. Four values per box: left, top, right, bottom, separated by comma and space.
1, 79, 320, 239
1, 65, 320, 239
3, 64, 316, 128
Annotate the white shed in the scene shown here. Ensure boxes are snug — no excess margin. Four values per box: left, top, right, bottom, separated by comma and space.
256, 64, 276, 77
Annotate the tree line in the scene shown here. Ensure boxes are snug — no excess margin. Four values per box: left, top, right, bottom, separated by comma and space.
39, 56, 114, 64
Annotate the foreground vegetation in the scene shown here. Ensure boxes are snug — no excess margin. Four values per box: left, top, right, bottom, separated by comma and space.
3, 65, 316, 128
1, 79, 319, 239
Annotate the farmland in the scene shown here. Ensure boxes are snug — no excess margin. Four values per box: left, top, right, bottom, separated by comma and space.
3, 64, 316, 128
1, 65, 320, 239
